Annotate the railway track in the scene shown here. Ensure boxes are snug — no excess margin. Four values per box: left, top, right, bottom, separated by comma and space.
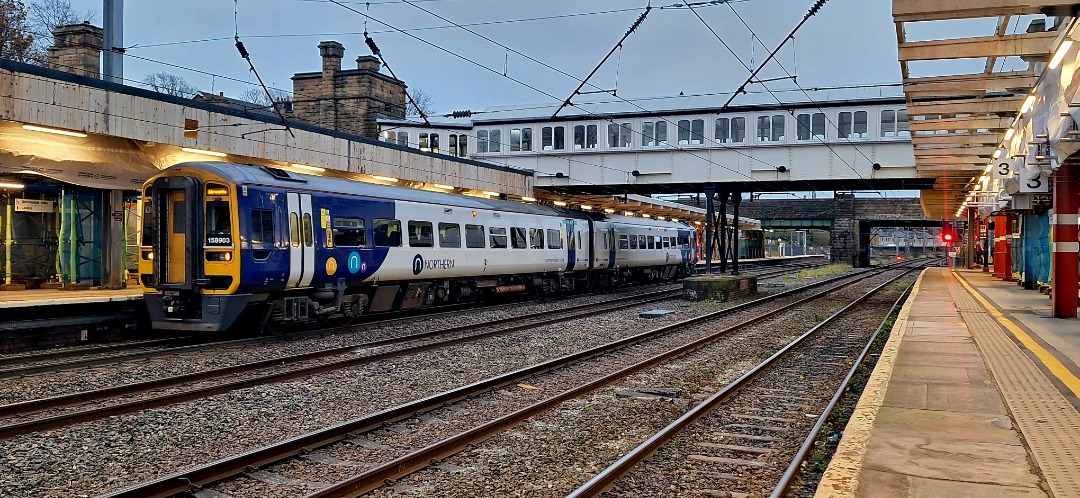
97, 261, 922, 497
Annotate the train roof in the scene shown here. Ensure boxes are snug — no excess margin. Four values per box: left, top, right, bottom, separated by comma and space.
160, 162, 607, 221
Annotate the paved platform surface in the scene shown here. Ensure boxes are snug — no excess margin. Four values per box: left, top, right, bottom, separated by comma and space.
816, 267, 1080, 498
0, 287, 143, 309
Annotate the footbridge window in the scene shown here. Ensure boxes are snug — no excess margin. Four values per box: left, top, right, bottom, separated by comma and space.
757, 114, 785, 142
510, 127, 532, 152
643, 121, 668, 147
607, 122, 632, 148
796, 112, 826, 141
574, 124, 598, 150
881, 109, 910, 138
678, 119, 705, 145
838, 111, 868, 139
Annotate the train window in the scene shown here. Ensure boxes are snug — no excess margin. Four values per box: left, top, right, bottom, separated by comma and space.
465, 224, 485, 248
333, 217, 365, 247
439, 223, 461, 248
647, 236, 656, 250
301, 213, 314, 248
141, 199, 154, 245
529, 228, 544, 249
289, 213, 299, 248
408, 221, 434, 247
577, 232, 582, 249
511, 227, 528, 249
607, 123, 632, 148
629, 235, 638, 249
643, 121, 667, 147
574, 125, 597, 149
397, 131, 409, 147
619, 234, 629, 250
250, 210, 274, 244
172, 200, 187, 235
547, 229, 562, 249
510, 127, 532, 152
638, 235, 647, 249
663, 237, 670, 249
373, 218, 402, 247
677, 119, 704, 145
542, 126, 565, 151
489, 227, 507, 248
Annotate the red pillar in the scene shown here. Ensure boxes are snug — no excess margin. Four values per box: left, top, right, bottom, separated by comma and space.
983, 217, 991, 272
994, 215, 1009, 279
1051, 160, 1079, 318
1004, 213, 1014, 282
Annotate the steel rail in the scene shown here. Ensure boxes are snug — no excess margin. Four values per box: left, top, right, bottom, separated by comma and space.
97, 263, 914, 498
0, 289, 683, 438
768, 278, 917, 498
566, 267, 918, 497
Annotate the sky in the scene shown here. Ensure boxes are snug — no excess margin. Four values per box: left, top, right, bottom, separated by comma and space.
61, 0, 914, 115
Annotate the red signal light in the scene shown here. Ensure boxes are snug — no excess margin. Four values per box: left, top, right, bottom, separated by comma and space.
943, 232, 954, 242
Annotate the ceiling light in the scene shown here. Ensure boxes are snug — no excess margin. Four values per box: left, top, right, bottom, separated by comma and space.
671, 218, 679, 222
657, 216, 666, 220
580, 205, 593, 210
372, 175, 399, 182
1004, 128, 1016, 141
290, 163, 325, 173
433, 184, 454, 190
483, 191, 500, 197
521, 196, 537, 202
992, 149, 1002, 159
0, 182, 25, 189
1050, 40, 1074, 70
21, 124, 87, 137
1020, 95, 1037, 114
984, 164, 993, 173
604, 208, 616, 214
642, 214, 651, 218
181, 147, 227, 157
624, 211, 635, 216
553, 201, 567, 207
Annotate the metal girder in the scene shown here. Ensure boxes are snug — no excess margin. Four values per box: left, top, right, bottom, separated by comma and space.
913, 145, 995, 157
908, 115, 1013, 131
906, 97, 1024, 116
903, 71, 1038, 97
894, 0, 1068, 23
899, 31, 1056, 61
913, 133, 1000, 145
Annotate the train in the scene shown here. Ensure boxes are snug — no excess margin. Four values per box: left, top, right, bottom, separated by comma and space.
138, 162, 699, 332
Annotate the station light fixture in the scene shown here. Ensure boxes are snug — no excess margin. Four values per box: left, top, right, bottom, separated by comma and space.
1021, 94, 1037, 114
992, 149, 1002, 159
671, 218, 678, 222
372, 175, 399, 183
290, 163, 326, 173
0, 182, 25, 189
1004, 128, 1016, 141
181, 147, 227, 157
1050, 40, 1074, 69
657, 216, 666, 220
553, 201, 567, 207
483, 191, 500, 197
22, 124, 88, 138
521, 196, 537, 202
433, 184, 455, 190
604, 208, 616, 214
642, 214, 651, 218
624, 211, 635, 216
580, 205, 593, 210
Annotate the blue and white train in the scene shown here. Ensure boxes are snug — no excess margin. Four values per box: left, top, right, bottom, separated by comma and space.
139, 162, 698, 332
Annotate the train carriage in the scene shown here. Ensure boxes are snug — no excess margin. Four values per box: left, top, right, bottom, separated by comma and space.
139, 162, 696, 333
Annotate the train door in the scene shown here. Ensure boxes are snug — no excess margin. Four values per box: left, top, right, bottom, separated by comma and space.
286, 193, 316, 287
166, 190, 187, 284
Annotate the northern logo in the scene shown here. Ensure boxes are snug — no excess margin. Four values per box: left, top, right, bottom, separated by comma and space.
413, 254, 455, 275
412, 254, 424, 275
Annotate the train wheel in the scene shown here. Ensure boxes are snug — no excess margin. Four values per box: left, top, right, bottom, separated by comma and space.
259, 302, 289, 336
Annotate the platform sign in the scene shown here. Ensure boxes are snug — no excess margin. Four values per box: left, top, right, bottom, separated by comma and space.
14, 199, 54, 213
1018, 171, 1050, 193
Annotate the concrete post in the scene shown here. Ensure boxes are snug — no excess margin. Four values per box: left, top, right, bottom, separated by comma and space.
718, 189, 729, 274
704, 184, 715, 274
101, 190, 125, 289
1051, 160, 1078, 318
731, 191, 741, 275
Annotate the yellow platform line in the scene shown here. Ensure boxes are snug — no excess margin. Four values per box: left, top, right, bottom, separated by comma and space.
954, 270, 1080, 399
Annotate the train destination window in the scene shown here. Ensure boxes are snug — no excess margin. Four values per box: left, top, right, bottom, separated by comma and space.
619, 234, 629, 249
408, 221, 434, 247
881, 109, 910, 138
542, 126, 565, 151
332, 217, 365, 247
374, 218, 402, 247
301, 213, 314, 248
607, 123, 632, 148
465, 224, 485, 248
547, 229, 562, 249
489, 227, 507, 248
250, 210, 274, 244
574, 125, 598, 150
510, 127, 533, 152
289, 213, 299, 248
529, 228, 544, 249
643, 121, 668, 147
439, 223, 461, 248
511, 227, 527, 249
677, 119, 705, 145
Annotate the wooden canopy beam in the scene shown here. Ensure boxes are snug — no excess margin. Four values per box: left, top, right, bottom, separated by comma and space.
894, 0, 1067, 22
908, 115, 1013, 132
913, 133, 1000, 145
914, 145, 995, 157
916, 155, 987, 165
904, 71, 1038, 97
899, 31, 1056, 61
906, 97, 1024, 116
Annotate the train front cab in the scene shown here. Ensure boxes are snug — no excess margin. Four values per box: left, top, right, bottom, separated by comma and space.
139, 172, 249, 332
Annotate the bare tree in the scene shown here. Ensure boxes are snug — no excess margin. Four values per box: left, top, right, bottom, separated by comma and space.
26, 0, 95, 62
0, 0, 36, 63
143, 72, 198, 98
239, 87, 292, 107
406, 88, 436, 117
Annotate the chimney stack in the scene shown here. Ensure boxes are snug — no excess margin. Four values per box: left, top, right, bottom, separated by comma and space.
318, 41, 345, 76
47, 22, 104, 79
356, 55, 380, 72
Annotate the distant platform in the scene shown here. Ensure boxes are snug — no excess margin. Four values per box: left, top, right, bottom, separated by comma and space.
0, 287, 143, 309
816, 268, 1080, 497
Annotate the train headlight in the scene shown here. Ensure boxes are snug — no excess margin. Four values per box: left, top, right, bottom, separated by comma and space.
142, 250, 154, 260
206, 251, 233, 262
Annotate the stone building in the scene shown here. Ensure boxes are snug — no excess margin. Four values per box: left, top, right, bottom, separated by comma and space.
46, 22, 103, 79
290, 41, 407, 138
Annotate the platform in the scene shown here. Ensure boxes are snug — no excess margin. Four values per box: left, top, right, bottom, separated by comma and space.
0, 287, 143, 309
816, 268, 1080, 498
